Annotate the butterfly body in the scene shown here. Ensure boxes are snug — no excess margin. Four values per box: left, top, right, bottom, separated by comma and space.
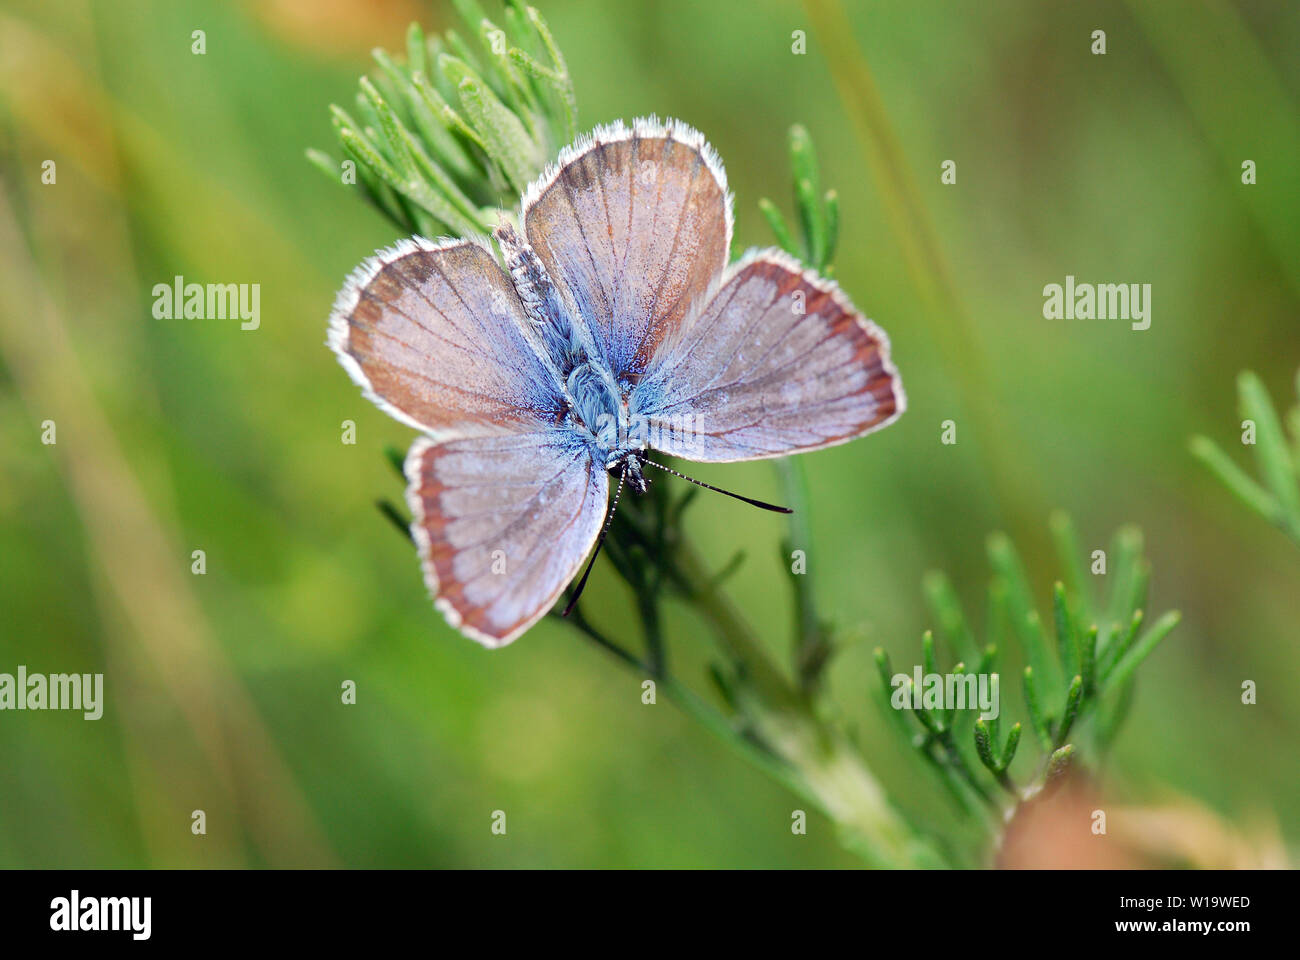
329, 117, 904, 647
495, 221, 646, 476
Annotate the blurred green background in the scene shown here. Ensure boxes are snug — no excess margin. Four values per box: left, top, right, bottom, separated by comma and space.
1, 0, 1297, 868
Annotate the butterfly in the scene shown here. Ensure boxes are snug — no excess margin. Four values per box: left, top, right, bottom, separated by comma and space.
328, 117, 904, 648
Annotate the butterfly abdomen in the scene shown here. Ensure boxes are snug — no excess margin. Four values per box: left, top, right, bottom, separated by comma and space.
494, 221, 631, 455
494, 222, 577, 366
565, 359, 626, 451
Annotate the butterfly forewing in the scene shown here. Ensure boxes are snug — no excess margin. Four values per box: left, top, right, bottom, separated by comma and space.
328, 236, 565, 438
521, 117, 731, 380
633, 249, 904, 462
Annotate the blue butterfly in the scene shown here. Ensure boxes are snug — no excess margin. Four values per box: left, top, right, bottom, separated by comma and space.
329, 117, 904, 647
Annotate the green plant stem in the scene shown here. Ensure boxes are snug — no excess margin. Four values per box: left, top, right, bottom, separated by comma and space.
1189, 435, 1280, 523
671, 538, 941, 868
564, 608, 819, 806
775, 457, 830, 695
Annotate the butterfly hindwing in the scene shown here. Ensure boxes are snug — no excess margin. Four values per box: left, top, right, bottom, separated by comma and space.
521, 117, 731, 381
633, 248, 904, 462
405, 431, 608, 647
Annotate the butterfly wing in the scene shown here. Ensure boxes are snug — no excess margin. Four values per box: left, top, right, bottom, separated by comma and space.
520, 117, 731, 380
328, 235, 566, 439
632, 249, 904, 462
329, 236, 606, 646
405, 431, 607, 647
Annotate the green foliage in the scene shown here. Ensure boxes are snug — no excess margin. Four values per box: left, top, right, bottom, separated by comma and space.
1191, 369, 1300, 546
873, 514, 1180, 860
3, 0, 1295, 873
327, 5, 1180, 869
307, 0, 575, 237
757, 125, 840, 274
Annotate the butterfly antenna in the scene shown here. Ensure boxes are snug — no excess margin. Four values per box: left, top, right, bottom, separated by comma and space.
562, 464, 628, 617
638, 456, 793, 513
